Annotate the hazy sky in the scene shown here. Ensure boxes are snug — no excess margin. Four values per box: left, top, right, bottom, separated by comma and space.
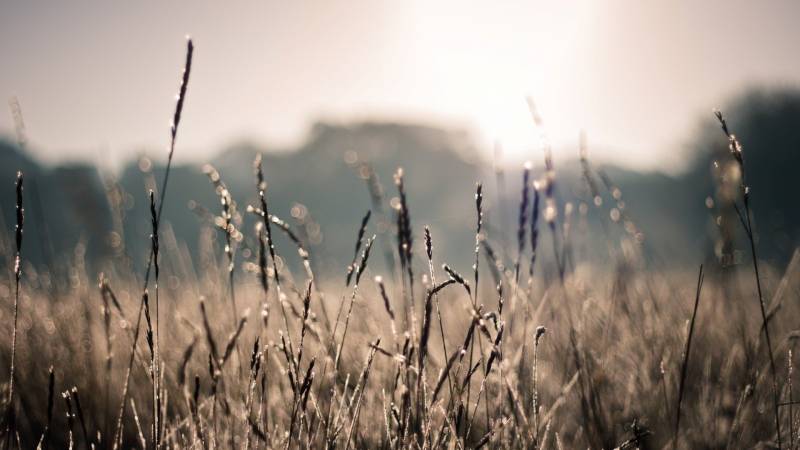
2, 1, 799, 171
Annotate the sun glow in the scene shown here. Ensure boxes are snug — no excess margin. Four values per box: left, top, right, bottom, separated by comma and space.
404, 0, 594, 163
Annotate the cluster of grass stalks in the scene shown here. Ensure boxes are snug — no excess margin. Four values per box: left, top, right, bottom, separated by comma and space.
2, 39, 800, 450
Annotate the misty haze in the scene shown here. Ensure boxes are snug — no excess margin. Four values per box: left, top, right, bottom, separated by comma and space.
1, 2, 800, 449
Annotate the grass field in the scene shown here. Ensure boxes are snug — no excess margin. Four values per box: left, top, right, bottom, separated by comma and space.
1, 39, 799, 450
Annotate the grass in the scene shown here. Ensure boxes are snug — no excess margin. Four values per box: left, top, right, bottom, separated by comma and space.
1, 39, 800, 450
674, 264, 704, 449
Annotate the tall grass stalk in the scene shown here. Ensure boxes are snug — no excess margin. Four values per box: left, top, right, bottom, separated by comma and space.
255, 156, 293, 342
148, 191, 162, 448
514, 165, 531, 287
532, 325, 546, 443
424, 226, 453, 399
343, 339, 379, 450
674, 265, 704, 449
346, 211, 371, 287
335, 235, 376, 372
113, 37, 193, 450
4, 171, 23, 446
394, 168, 415, 332
99, 275, 114, 443
714, 109, 781, 447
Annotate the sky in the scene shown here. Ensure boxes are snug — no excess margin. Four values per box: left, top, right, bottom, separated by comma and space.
1, 0, 799, 172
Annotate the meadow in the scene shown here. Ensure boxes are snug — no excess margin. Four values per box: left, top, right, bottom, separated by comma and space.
1, 39, 799, 450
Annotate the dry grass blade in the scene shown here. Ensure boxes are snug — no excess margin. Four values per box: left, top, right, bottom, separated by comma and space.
142, 289, 159, 447
473, 183, 483, 301
254, 155, 294, 351
375, 276, 395, 322
178, 336, 198, 387
112, 39, 194, 450
146, 37, 193, 288
475, 417, 510, 449
674, 264, 704, 449
515, 164, 531, 285
424, 226, 454, 401
297, 281, 313, 370
70, 388, 90, 447
148, 190, 163, 449
442, 264, 471, 298
335, 235, 376, 371
418, 280, 452, 376
199, 300, 221, 365
37, 366, 55, 448
221, 314, 248, 368
202, 164, 242, 322
344, 339, 380, 450
394, 168, 415, 308
62, 391, 75, 448
431, 347, 465, 405
111, 289, 148, 450
346, 210, 371, 287
714, 109, 782, 447
529, 184, 540, 280
481, 239, 504, 296
5, 171, 23, 442
532, 325, 547, 440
